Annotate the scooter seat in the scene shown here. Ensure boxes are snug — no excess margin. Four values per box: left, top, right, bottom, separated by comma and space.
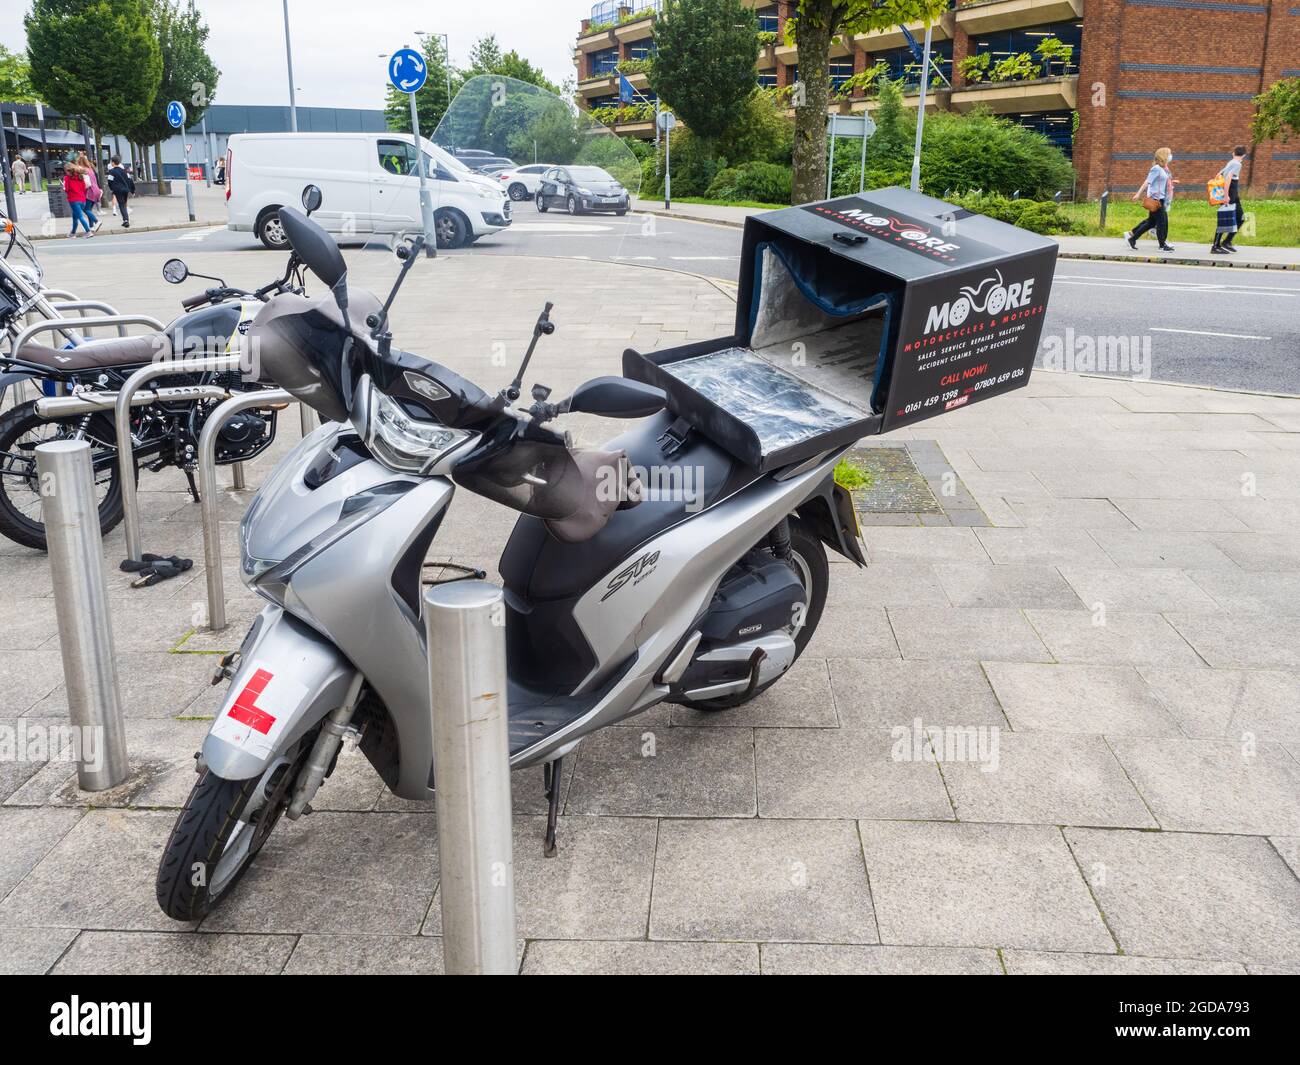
15, 331, 171, 371
501, 411, 747, 601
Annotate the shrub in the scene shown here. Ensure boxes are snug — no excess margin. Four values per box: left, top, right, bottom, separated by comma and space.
945, 190, 1082, 235
706, 160, 792, 203
641, 127, 726, 197
919, 107, 1074, 199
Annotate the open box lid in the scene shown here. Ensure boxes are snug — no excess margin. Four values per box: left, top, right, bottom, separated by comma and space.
625, 187, 1058, 471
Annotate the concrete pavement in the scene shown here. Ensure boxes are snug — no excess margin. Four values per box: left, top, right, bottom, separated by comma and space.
10, 183, 227, 240
1, 250, 1299, 975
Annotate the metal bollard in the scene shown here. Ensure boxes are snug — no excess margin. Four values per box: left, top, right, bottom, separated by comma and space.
36, 440, 129, 791
198, 388, 292, 632
424, 580, 517, 975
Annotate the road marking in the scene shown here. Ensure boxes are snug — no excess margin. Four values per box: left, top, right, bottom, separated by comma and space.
176, 225, 225, 241
509, 222, 612, 233
670, 255, 738, 261
1055, 278, 1294, 297
1151, 327, 1272, 340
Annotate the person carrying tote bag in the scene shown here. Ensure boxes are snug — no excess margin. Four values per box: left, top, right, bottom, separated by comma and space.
1125, 147, 1177, 253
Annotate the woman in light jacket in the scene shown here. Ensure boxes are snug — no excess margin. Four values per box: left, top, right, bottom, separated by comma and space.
1125, 147, 1177, 253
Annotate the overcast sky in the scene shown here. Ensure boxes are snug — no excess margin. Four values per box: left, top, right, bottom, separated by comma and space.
1, 0, 594, 109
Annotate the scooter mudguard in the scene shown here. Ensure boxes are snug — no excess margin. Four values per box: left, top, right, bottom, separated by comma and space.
201, 604, 356, 781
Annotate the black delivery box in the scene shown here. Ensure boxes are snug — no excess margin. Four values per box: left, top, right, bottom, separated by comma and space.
624, 186, 1057, 471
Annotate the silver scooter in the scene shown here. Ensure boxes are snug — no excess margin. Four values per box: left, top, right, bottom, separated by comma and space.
156, 201, 864, 921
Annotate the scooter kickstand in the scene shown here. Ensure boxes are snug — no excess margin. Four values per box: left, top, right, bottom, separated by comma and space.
542, 757, 563, 858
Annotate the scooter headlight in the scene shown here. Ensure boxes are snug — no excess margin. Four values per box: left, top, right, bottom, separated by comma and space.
365, 384, 469, 474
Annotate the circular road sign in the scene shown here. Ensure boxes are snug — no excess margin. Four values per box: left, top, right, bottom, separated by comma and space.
388, 48, 428, 94
166, 100, 187, 129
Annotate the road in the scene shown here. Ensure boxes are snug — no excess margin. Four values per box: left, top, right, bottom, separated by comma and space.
33, 209, 1300, 395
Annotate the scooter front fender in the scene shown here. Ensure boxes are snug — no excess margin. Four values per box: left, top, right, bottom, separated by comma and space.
201, 605, 356, 781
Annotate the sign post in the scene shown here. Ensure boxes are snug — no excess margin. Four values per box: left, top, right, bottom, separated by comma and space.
657, 110, 676, 210
826, 113, 876, 199
389, 46, 437, 257
167, 100, 195, 221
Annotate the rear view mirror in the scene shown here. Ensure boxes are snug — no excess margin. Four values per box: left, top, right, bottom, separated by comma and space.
162, 258, 188, 284
301, 184, 323, 215
566, 376, 666, 419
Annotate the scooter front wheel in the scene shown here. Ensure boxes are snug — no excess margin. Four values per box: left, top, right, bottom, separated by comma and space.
155, 746, 307, 921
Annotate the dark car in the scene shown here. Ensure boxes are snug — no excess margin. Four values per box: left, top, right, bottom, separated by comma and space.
535, 165, 630, 216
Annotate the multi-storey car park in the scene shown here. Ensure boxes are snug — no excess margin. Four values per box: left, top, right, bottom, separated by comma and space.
574, 0, 1300, 199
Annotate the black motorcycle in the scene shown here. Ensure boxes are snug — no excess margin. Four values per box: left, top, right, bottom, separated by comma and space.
0, 197, 314, 551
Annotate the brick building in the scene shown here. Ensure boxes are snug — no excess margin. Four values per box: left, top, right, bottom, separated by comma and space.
573, 0, 1300, 199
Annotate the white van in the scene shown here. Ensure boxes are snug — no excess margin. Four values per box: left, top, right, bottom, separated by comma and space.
224, 132, 512, 250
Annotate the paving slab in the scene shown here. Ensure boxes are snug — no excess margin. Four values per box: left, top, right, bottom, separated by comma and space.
1185, 569, 1300, 615
0, 806, 84, 900
429, 816, 656, 942
1002, 951, 1247, 975
828, 659, 1006, 730
283, 933, 445, 975
5, 719, 208, 809
0, 649, 64, 717
802, 605, 900, 659
933, 562, 1083, 609
1064, 829, 1300, 966
1139, 666, 1300, 745
1057, 567, 1220, 615
983, 663, 1180, 735
973, 528, 1113, 567
1087, 530, 1237, 569
1107, 737, 1300, 835
857, 821, 1112, 953
565, 726, 756, 818
825, 560, 950, 608
1166, 613, 1300, 670
861, 526, 990, 563
30, 651, 218, 720
201, 812, 437, 936
650, 818, 877, 944
0, 926, 80, 975
888, 607, 1052, 663
940, 732, 1156, 829
522, 939, 758, 975
759, 943, 1002, 975
755, 728, 953, 821
1269, 836, 1300, 880
1025, 609, 1203, 666
0, 810, 187, 932
51, 930, 294, 975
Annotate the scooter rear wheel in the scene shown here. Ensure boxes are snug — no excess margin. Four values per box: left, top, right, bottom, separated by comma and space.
678, 517, 828, 712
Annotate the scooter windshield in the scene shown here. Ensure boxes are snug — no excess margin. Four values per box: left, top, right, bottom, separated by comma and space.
433, 74, 644, 258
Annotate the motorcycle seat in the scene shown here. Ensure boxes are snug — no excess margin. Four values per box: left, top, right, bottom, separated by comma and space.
15, 331, 171, 371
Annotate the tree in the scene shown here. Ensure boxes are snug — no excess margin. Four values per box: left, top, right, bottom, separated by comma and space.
464, 34, 559, 94
649, 0, 759, 143
0, 45, 37, 102
26, 0, 162, 170
1253, 77, 1300, 147
787, 0, 947, 204
124, 0, 220, 189
384, 35, 456, 136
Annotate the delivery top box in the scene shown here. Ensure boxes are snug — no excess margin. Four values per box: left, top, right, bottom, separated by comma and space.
624, 186, 1058, 472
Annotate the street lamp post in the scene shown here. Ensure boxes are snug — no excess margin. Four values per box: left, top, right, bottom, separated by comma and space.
283, 0, 298, 132
415, 31, 455, 111
910, 22, 933, 194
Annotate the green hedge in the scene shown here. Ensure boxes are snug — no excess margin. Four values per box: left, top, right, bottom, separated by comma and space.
705, 160, 792, 204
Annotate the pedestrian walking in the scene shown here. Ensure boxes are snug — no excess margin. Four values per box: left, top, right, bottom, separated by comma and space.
1125, 147, 1178, 253
63, 162, 93, 237
1210, 145, 1247, 254
11, 155, 28, 193
73, 152, 103, 234
106, 154, 134, 228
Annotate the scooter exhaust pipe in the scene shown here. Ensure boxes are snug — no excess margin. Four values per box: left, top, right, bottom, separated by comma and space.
35, 384, 231, 418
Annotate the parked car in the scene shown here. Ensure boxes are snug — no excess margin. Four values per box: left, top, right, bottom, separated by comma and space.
496, 163, 556, 201
467, 156, 516, 174
225, 132, 512, 250
535, 165, 630, 215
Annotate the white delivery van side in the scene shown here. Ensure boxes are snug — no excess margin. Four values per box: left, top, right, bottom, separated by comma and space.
224, 132, 512, 250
